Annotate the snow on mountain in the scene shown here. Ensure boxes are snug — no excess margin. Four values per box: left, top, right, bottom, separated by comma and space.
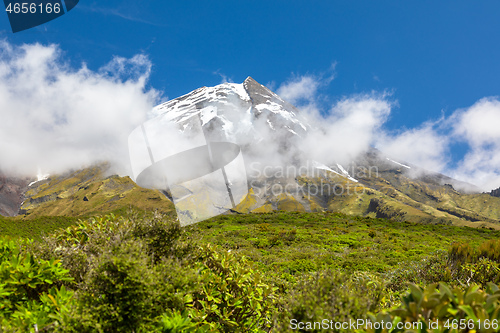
151, 77, 310, 145
336, 163, 359, 182
28, 170, 50, 187
311, 161, 343, 177
147, 77, 371, 186
386, 157, 411, 169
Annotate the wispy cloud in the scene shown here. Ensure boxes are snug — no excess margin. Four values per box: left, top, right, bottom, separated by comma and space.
276, 65, 336, 117
213, 70, 233, 84
300, 92, 393, 165
78, 4, 166, 27
277, 64, 336, 106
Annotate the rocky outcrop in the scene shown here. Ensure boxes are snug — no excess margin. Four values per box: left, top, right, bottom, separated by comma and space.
0, 173, 31, 216
491, 187, 500, 198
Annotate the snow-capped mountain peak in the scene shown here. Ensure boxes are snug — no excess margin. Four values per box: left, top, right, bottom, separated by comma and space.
150, 77, 310, 145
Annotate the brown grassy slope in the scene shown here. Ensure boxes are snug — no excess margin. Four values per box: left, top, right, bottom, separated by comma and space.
19, 164, 174, 218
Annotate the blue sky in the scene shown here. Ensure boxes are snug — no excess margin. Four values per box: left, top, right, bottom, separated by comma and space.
1, 1, 500, 190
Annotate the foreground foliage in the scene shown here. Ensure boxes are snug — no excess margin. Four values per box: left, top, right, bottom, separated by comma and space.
360, 283, 500, 333
0, 238, 74, 330
0, 211, 500, 331
1, 213, 277, 332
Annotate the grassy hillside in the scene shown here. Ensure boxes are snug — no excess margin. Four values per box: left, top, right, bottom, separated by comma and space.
21, 165, 175, 218
233, 165, 500, 229
185, 211, 500, 277
0, 214, 79, 240
4, 161, 498, 232
356, 166, 500, 225
0, 207, 175, 240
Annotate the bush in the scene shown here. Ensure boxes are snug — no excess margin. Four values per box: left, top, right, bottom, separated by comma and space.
28, 212, 276, 332
155, 310, 200, 332
449, 239, 500, 266
388, 242, 500, 293
0, 238, 74, 331
386, 250, 451, 292
187, 244, 277, 332
359, 282, 500, 333
72, 241, 160, 331
449, 242, 476, 264
34, 212, 193, 284
457, 258, 500, 287
273, 269, 385, 332
478, 239, 500, 262
63, 240, 201, 332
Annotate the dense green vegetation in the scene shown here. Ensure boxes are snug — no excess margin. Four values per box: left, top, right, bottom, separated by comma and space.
0, 215, 79, 240
186, 212, 500, 278
1, 211, 500, 331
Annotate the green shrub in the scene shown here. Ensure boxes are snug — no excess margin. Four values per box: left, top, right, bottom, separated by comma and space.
66, 241, 165, 332
7, 285, 74, 332
130, 212, 186, 261
387, 250, 451, 292
478, 239, 500, 262
457, 258, 500, 287
188, 244, 277, 332
31, 213, 276, 332
36, 213, 199, 332
368, 229, 376, 238
449, 242, 477, 264
389, 242, 500, 293
359, 282, 500, 333
449, 239, 500, 266
156, 310, 200, 332
0, 238, 74, 331
35, 213, 193, 284
273, 269, 385, 332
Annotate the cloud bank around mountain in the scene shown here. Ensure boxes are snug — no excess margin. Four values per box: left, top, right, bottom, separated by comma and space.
1, 40, 498, 192
0, 40, 160, 176
277, 74, 500, 191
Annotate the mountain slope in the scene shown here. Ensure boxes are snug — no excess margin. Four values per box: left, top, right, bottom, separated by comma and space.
1, 76, 498, 230
0, 173, 30, 216
19, 163, 174, 218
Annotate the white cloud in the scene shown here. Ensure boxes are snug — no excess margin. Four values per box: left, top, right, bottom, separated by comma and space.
447, 98, 500, 190
277, 75, 321, 105
275, 72, 394, 165
213, 70, 233, 84
0, 40, 160, 176
376, 122, 449, 173
276, 71, 500, 191
308, 93, 392, 164
276, 65, 336, 111
452, 98, 500, 147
